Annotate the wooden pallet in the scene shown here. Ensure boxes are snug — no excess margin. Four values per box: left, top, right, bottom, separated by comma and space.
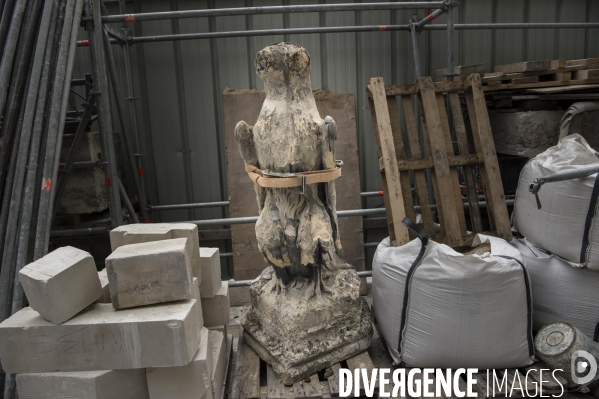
227, 328, 378, 398
434, 57, 599, 92
367, 74, 512, 248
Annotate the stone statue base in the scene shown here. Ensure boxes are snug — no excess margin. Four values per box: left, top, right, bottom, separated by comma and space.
241, 267, 373, 384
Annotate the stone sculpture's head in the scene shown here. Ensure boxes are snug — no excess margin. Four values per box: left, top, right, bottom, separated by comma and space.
255, 42, 312, 99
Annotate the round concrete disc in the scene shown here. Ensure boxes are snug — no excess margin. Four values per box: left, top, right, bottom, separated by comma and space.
535, 321, 576, 357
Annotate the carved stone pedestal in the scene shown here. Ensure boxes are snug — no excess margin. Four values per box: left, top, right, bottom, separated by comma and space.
242, 267, 373, 384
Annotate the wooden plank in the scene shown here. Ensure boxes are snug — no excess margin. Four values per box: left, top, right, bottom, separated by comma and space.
386, 80, 464, 96
417, 77, 464, 247
223, 89, 366, 281
239, 345, 261, 399
566, 57, 599, 67
551, 59, 567, 69
267, 365, 287, 399
483, 78, 599, 92
327, 364, 341, 398
435, 63, 486, 81
346, 351, 378, 397
482, 62, 599, 83
524, 361, 567, 392
228, 331, 245, 399
369, 78, 410, 246
510, 76, 539, 84
436, 93, 468, 235
494, 59, 552, 73
448, 92, 483, 233
573, 69, 599, 80
416, 93, 447, 240
465, 75, 513, 241
394, 154, 480, 171
368, 95, 400, 245
401, 95, 435, 236
293, 374, 322, 399
387, 97, 417, 225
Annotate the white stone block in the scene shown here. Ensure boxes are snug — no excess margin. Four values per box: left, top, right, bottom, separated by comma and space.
17, 369, 149, 399
19, 246, 102, 325
106, 238, 192, 310
96, 269, 111, 304
201, 282, 230, 328
209, 330, 227, 399
146, 327, 212, 399
199, 248, 221, 298
110, 223, 201, 279
191, 277, 204, 330
0, 300, 201, 373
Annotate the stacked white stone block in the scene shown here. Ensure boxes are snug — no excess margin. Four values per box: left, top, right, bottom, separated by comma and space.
96, 268, 111, 304
146, 327, 213, 398
18, 246, 102, 324
202, 281, 230, 328
199, 247, 222, 298
1, 224, 231, 398
17, 369, 150, 399
110, 223, 202, 279
105, 238, 192, 309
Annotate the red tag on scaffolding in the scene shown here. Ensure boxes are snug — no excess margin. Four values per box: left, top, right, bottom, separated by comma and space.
378, 25, 387, 31
80, 39, 89, 47
42, 178, 52, 191
125, 14, 136, 22
138, 168, 144, 177
378, 190, 384, 196
105, 177, 112, 187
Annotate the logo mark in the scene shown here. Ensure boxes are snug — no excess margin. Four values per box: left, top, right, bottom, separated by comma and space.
571, 350, 597, 385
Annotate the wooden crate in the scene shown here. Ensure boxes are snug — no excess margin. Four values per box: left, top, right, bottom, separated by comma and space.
367, 74, 512, 247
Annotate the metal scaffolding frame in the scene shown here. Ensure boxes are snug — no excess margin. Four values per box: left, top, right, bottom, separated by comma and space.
61, 0, 597, 238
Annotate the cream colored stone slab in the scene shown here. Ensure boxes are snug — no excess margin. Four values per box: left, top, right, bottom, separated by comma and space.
106, 238, 192, 310
146, 327, 213, 399
201, 282, 230, 328
109, 223, 201, 279
209, 330, 227, 399
96, 269, 111, 304
0, 300, 201, 373
192, 277, 204, 329
199, 248, 221, 298
16, 369, 149, 399
19, 246, 102, 324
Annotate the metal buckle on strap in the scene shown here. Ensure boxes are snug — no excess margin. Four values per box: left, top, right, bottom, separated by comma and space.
261, 169, 307, 194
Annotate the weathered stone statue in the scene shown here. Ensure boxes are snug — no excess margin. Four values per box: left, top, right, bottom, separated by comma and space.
234, 42, 372, 384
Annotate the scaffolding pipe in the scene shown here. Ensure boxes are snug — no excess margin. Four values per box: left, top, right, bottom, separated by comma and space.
11, 0, 61, 318
228, 270, 372, 287
415, 8, 444, 30
33, 0, 81, 260
102, 26, 149, 224
82, 22, 599, 47
0, 0, 27, 121
148, 201, 230, 211
49, 199, 516, 238
148, 192, 384, 211
86, 0, 122, 229
101, 2, 444, 23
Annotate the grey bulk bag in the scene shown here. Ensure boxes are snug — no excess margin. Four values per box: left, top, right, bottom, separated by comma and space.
512, 134, 599, 270
510, 237, 599, 341
372, 219, 535, 369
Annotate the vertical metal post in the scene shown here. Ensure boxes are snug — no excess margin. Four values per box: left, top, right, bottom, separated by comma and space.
446, 0, 454, 82
120, 0, 149, 222
409, 15, 421, 80
53, 96, 96, 216
86, 0, 122, 228
102, 28, 149, 223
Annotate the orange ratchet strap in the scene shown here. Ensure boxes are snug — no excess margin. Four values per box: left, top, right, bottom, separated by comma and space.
244, 162, 342, 193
